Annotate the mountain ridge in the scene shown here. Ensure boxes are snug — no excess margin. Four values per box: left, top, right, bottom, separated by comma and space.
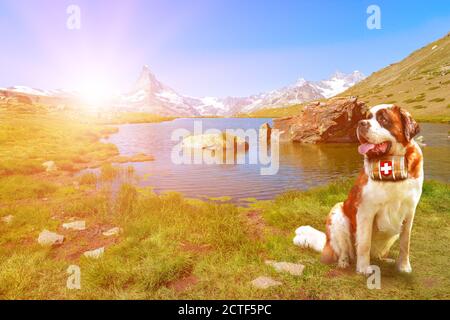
0, 67, 364, 116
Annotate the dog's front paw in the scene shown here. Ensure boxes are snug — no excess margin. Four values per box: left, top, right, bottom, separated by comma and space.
397, 261, 412, 273
337, 257, 350, 269
356, 264, 372, 276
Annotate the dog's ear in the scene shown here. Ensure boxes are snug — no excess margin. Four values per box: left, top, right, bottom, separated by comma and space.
399, 108, 420, 141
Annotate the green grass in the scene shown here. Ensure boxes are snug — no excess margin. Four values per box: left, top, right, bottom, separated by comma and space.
79, 172, 97, 185
236, 103, 307, 118
0, 175, 57, 202
0, 176, 448, 299
429, 97, 445, 103
0, 109, 119, 176
97, 112, 174, 125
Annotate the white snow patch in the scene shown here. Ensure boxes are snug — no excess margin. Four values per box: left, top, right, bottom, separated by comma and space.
156, 89, 184, 104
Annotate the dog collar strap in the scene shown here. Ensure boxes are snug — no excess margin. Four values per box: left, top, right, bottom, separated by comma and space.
368, 156, 408, 181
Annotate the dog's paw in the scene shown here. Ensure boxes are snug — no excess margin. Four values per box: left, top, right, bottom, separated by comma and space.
337, 257, 350, 269
397, 261, 412, 273
356, 265, 372, 276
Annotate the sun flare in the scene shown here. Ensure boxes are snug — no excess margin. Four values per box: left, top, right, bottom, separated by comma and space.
78, 80, 115, 110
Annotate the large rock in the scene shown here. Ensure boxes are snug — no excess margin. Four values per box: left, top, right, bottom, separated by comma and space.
182, 132, 249, 151
38, 230, 64, 246
273, 97, 367, 143
259, 123, 272, 145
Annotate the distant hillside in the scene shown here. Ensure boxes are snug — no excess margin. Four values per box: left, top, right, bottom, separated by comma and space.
341, 32, 450, 122
237, 102, 307, 118
242, 33, 450, 122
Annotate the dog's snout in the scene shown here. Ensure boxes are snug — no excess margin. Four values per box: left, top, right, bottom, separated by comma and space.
357, 120, 371, 141
358, 120, 370, 128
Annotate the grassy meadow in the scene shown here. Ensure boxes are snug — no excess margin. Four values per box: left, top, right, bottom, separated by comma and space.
0, 102, 449, 300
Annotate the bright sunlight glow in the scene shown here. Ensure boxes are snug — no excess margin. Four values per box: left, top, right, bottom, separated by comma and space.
78, 79, 115, 111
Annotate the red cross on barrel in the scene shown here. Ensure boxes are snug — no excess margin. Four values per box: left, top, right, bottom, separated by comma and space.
380, 160, 393, 176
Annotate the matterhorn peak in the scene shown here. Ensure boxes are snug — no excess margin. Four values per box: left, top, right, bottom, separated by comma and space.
133, 64, 163, 93
139, 65, 156, 79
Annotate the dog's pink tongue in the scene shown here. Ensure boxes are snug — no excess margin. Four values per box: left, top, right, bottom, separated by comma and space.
358, 143, 375, 155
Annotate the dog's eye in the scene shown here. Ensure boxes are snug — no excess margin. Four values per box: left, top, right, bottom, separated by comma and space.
377, 113, 388, 125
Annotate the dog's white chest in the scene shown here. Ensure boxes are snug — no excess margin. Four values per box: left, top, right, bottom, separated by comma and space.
364, 178, 422, 235
375, 200, 404, 234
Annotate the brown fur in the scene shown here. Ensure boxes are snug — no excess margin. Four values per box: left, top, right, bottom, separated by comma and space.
384, 107, 407, 144
321, 215, 337, 264
321, 171, 368, 263
343, 170, 369, 234
405, 143, 423, 179
374, 106, 420, 147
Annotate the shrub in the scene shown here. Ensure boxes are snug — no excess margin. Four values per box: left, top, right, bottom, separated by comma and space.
79, 172, 97, 185
100, 164, 119, 181
116, 183, 138, 215
429, 97, 445, 103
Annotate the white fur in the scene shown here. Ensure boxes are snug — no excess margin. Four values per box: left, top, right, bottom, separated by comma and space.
356, 141, 423, 274
328, 203, 355, 268
293, 226, 326, 252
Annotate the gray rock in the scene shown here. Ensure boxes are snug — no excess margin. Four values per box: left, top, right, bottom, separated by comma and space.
62, 220, 86, 231
42, 161, 57, 172
84, 247, 104, 259
102, 227, 121, 237
259, 123, 272, 145
38, 230, 64, 246
1, 215, 14, 224
265, 260, 305, 276
251, 276, 282, 289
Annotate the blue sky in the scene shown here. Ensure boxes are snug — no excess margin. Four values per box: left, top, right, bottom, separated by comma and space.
0, 0, 449, 97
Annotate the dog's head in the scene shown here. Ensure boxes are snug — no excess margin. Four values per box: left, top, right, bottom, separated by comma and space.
357, 104, 420, 158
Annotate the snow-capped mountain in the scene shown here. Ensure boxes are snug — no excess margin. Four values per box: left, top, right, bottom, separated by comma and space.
117, 65, 200, 116
1, 66, 364, 116
313, 71, 365, 99
238, 71, 365, 114
0, 86, 79, 98
117, 67, 364, 116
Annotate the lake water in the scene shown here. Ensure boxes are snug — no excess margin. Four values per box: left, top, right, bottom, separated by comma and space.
103, 118, 450, 203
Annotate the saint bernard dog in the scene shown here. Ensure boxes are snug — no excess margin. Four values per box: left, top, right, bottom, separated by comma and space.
294, 104, 423, 274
